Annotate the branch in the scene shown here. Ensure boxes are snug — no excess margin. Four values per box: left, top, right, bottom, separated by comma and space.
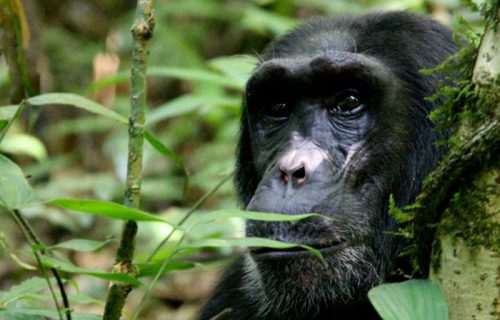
102, 1, 154, 319
413, 116, 500, 275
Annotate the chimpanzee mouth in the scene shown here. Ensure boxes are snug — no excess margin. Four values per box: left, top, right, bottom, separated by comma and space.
250, 241, 346, 259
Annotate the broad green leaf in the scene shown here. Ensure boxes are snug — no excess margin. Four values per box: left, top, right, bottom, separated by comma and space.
47, 198, 176, 226
181, 237, 322, 259
136, 261, 195, 277
368, 279, 448, 320
41, 256, 142, 286
52, 239, 110, 252
0, 134, 47, 161
0, 154, 33, 210
27, 93, 127, 124
0, 277, 50, 305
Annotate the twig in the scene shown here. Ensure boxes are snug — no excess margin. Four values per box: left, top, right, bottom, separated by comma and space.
147, 171, 234, 262
9, 209, 65, 320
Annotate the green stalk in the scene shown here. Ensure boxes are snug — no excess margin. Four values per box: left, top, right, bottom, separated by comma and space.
102, 1, 155, 319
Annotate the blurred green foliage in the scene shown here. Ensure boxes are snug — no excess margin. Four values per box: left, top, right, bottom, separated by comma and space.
0, 0, 483, 318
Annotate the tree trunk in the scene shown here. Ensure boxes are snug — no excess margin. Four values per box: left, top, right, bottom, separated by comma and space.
430, 7, 499, 320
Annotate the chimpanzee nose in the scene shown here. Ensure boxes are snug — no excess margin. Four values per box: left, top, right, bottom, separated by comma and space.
276, 134, 330, 186
279, 164, 307, 185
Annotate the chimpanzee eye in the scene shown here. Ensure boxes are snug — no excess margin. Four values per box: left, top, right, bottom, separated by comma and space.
330, 91, 364, 114
267, 102, 289, 120
338, 95, 360, 110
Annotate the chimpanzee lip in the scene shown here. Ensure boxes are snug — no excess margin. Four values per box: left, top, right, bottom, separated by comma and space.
250, 241, 346, 259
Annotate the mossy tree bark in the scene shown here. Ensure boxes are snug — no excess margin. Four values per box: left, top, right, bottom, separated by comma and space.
427, 6, 499, 320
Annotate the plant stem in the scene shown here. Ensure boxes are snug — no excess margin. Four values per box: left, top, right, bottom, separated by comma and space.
9, 209, 65, 320
147, 171, 234, 263
102, 1, 154, 319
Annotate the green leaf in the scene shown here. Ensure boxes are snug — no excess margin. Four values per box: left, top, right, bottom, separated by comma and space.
47, 198, 176, 226
144, 131, 189, 198
187, 209, 319, 226
0, 307, 101, 320
89, 66, 244, 93
0, 154, 33, 210
136, 261, 195, 277
147, 94, 241, 125
50, 116, 116, 136
0, 104, 23, 142
65, 293, 104, 305
148, 66, 243, 90
29, 292, 103, 305
241, 7, 297, 35
181, 237, 322, 259
147, 95, 205, 124
208, 55, 256, 87
41, 256, 142, 286
27, 93, 127, 124
0, 105, 19, 120
0, 309, 44, 320
87, 73, 130, 93
0, 277, 50, 305
144, 130, 183, 166
52, 239, 111, 252
368, 280, 448, 320
0, 134, 47, 161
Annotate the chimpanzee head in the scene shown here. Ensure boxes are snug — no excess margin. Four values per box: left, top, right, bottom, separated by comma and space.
235, 12, 457, 318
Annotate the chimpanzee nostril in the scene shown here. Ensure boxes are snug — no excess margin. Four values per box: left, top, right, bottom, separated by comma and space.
279, 165, 307, 185
276, 136, 329, 186
280, 169, 289, 184
293, 166, 306, 180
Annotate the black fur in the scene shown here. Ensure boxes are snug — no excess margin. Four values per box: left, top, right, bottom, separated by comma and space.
199, 11, 458, 320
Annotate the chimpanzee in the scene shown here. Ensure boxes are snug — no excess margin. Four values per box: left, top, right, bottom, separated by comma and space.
199, 11, 458, 320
